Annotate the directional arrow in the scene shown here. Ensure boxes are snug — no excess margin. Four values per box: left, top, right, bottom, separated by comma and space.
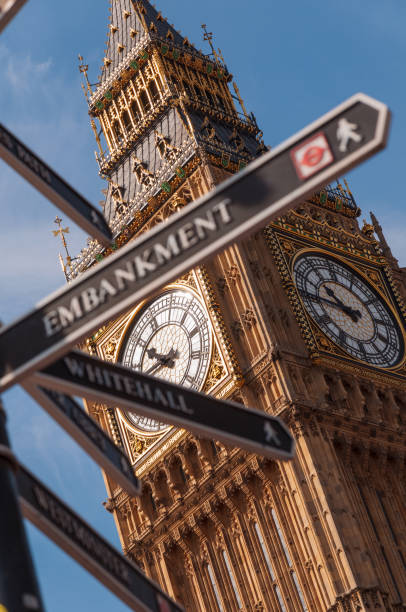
264, 422, 281, 446
0, 123, 112, 246
0, 93, 390, 391
17, 463, 184, 612
29, 350, 295, 461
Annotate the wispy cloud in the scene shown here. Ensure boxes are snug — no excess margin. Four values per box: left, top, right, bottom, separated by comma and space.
5, 52, 53, 92
0, 42, 98, 322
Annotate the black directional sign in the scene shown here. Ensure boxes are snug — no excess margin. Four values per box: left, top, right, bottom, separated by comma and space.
0, 93, 390, 391
23, 382, 141, 498
0, 0, 28, 32
0, 123, 112, 246
30, 350, 295, 461
17, 463, 184, 612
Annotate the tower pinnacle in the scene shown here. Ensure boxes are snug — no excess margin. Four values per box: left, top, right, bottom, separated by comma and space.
52, 216, 74, 280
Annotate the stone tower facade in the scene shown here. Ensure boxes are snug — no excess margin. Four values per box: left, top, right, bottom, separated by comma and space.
71, 2, 406, 610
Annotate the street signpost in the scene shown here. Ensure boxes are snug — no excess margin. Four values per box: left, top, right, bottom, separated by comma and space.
0, 123, 113, 246
17, 463, 184, 612
0, 402, 45, 612
23, 382, 142, 498
0, 93, 390, 393
29, 350, 295, 461
0, 0, 28, 33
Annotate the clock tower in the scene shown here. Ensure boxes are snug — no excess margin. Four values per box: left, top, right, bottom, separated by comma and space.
70, 1, 406, 610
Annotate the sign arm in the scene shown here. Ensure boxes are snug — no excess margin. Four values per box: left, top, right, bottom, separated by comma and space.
22, 381, 142, 498
29, 350, 296, 461
0, 0, 29, 33
17, 463, 184, 612
0, 123, 112, 246
0, 93, 391, 392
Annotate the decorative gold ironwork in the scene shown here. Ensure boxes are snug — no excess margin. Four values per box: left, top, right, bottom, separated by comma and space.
52, 216, 73, 280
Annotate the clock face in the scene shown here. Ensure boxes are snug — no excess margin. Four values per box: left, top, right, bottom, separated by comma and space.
120, 288, 212, 431
293, 252, 404, 368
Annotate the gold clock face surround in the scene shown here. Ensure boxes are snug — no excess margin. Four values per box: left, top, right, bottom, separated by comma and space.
119, 287, 212, 432
293, 250, 404, 368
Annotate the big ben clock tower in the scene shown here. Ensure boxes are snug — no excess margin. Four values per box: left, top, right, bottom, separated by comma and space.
69, 1, 406, 610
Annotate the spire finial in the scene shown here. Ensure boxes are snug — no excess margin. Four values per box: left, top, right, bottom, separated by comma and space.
90, 118, 105, 160
370, 211, 397, 263
201, 24, 222, 65
233, 81, 249, 119
78, 54, 92, 100
52, 216, 73, 280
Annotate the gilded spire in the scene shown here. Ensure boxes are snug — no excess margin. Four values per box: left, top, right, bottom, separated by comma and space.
52, 216, 74, 281
233, 81, 249, 120
201, 24, 220, 64
370, 211, 397, 263
78, 54, 92, 100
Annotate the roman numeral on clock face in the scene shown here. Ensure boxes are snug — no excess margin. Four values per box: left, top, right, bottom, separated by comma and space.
327, 263, 337, 281
316, 313, 331, 325
339, 329, 347, 345
357, 341, 366, 356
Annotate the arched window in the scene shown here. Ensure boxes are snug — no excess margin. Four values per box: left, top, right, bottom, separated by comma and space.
274, 585, 287, 612
169, 76, 179, 94
207, 563, 223, 611
271, 508, 292, 566
205, 90, 214, 106
254, 522, 276, 579
112, 120, 123, 144
271, 509, 308, 610
139, 89, 151, 113
194, 85, 203, 101
216, 95, 226, 111
130, 99, 141, 123
182, 80, 192, 97
148, 80, 159, 103
140, 484, 156, 521
222, 550, 242, 609
122, 110, 132, 133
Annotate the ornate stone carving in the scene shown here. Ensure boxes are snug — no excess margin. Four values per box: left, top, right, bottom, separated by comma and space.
202, 345, 225, 392
241, 307, 257, 329
126, 430, 157, 461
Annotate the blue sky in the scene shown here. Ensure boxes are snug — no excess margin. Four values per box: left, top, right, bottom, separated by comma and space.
1, 0, 405, 610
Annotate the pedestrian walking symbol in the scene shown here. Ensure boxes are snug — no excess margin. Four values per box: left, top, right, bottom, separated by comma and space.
336, 118, 362, 152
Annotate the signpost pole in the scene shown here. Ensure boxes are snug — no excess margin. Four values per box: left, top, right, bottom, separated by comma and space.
0, 399, 45, 612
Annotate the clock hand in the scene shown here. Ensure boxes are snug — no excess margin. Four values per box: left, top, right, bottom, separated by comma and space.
144, 347, 180, 374
300, 290, 360, 322
161, 347, 178, 368
144, 360, 165, 375
324, 287, 361, 321
146, 347, 159, 360
301, 290, 349, 309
